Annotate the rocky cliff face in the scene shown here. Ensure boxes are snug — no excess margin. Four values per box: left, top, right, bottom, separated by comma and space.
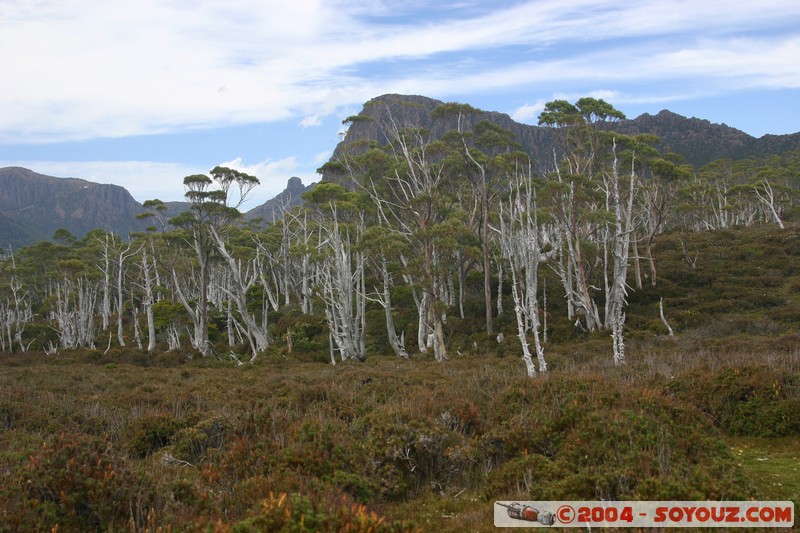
329, 94, 558, 167
0, 167, 148, 249
614, 110, 800, 165
4, 95, 798, 249
244, 176, 316, 223
0, 167, 316, 248
325, 95, 800, 176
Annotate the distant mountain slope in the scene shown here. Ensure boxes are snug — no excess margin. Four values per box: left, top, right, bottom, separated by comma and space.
327, 94, 557, 170
614, 110, 800, 166
244, 177, 316, 223
0, 167, 316, 248
324, 94, 800, 175
4, 95, 799, 248
0, 167, 148, 249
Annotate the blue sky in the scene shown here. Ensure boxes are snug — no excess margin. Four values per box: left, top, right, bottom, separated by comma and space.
1, 0, 799, 209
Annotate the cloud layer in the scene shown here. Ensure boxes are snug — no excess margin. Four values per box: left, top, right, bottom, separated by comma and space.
2, 0, 799, 143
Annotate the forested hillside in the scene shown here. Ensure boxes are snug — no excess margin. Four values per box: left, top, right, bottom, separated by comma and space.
0, 167, 148, 249
1, 96, 798, 366
0, 96, 798, 531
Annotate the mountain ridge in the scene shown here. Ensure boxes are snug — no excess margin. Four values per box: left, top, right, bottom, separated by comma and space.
0, 167, 316, 249
327, 94, 800, 172
3, 94, 799, 248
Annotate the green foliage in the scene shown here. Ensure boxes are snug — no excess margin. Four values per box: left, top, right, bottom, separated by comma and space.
342, 114, 375, 125
667, 366, 800, 437
126, 413, 186, 458
4, 432, 157, 531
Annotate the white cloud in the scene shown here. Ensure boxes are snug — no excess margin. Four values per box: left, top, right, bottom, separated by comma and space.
1, 1, 799, 144
217, 156, 318, 208
314, 150, 332, 165
299, 115, 323, 128
511, 101, 546, 123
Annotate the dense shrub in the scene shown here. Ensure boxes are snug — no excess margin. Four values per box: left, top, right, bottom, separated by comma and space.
172, 415, 231, 462
667, 365, 800, 437
126, 413, 186, 458
3, 432, 157, 531
233, 492, 420, 532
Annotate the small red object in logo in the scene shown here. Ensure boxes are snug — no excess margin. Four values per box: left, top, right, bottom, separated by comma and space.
557, 505, 575, 524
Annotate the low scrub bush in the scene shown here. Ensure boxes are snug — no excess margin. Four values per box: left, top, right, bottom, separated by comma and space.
233, 492, 420, 532
667, 365, 800, 437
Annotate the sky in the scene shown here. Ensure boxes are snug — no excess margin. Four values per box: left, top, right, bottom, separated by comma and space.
1, 0, 799, 210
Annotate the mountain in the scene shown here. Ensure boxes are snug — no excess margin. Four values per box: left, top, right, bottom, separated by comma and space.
327, 94, 557, 169
0, 167, 315, 249
0, 167, 148, 250
4, 94, 799, 249
614, 110, 800, 166
324, 94, 800, 176
244, 176, 316, 223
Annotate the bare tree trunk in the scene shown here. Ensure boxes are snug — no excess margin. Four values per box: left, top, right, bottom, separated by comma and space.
51, 277, 97, 349
646, 236, 658, 287
498, 170, 547, 377
632, 232, 643, 290
132, 307, 143, 350
96, 234, 114, 331
137, 248, 157, 352
753, 179, 786, 229
171, 267, 208, 357
210, 227, 270, 361
456, 250, 467, 319
495, 254, 503, 317
116, 243, 139, 347
317, 212, 366, 362
481, 189, 493, 335
660, 297, 675, 337
605, 140, 636, 366
378, 255, 408, 357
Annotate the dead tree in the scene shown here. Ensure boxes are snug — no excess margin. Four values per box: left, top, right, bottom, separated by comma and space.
603, 140, 637, 366
362, 119, 451, 361
369, 252, 408, 358
95, 233, 116, 331
139, 247, 157, 352
51, 277, 98, 350
316, 210, 366, 362
210, 226, 270, 361
498, 164, 547, 377
115, 242, 141, 347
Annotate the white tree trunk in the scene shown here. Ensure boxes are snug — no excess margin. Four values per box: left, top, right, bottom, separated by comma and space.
140, 248, 157, 352
317, 213, 366, 362
210, 227, 270, 361
498, 169, 547, 376
116, 243, 138, 347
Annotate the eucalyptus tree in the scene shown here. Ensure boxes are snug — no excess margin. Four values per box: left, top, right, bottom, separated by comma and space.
539, 98, 657, 365
303, 183, 370, 362
538, 98, 625, 331
168, 166, 259, 357
114, 241, 141, 347
603, 138, 636, 365
137, 245, 157, 352
0, 252, 33, 352
94, 232, 115, 331
432, 103, 519, 335
336, 117, 465, 361
636, 153, 692, 286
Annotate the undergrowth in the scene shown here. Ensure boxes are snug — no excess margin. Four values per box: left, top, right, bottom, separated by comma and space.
0, 224, 799, 531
